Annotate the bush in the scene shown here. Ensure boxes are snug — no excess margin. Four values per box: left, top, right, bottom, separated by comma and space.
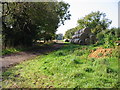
103, 28, 120, 48
97, 32, 104, 40
95, 28, 120, 47
96, 32, 105, 45
112, 47, 120, 58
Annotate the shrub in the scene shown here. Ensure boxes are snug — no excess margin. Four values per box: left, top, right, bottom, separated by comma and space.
103, 28, 120, 48
95, 28, 120, 47
97, 32, 105, 43
112, 47, 120, 58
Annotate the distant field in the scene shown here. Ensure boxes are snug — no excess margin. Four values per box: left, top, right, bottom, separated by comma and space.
2, 43, 119, 88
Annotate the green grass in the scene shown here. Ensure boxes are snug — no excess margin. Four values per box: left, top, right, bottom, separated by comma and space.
2, 48, 22, 55
2, 44, 119, 88
2, 42, 53, 55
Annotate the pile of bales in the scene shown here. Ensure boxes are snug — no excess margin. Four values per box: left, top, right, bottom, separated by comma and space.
70, 28, 97, 45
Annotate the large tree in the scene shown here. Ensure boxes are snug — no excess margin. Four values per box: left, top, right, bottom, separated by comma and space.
64, 11, 112, 39
77, 11, 112, 34
2, 1, 71, 48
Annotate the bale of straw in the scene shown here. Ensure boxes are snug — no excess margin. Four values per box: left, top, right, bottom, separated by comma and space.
90, 35, 96, 44
85, 38, 90, 45
78, 33, 88, 40
83, 28, 91, 34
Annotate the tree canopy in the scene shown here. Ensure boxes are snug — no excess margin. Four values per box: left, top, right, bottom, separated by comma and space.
77, 11, 112, 34
65, 11, 112, 39
2, 1, 71, 48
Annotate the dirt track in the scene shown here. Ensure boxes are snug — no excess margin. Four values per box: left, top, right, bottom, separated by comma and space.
0, 43, 65, 71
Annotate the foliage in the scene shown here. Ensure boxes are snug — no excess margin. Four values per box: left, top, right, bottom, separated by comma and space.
2, 48, 21, 55
2, 1, 71, 48
2, 44, 119, 88
64, 11, 112, 39
64, 28, 75, 39
96, 28, 120, 48
64, 11, 119, 48
77, 11, 112, 35
64, 26, 82, 39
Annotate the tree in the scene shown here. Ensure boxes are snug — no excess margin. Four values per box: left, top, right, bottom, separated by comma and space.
77, 11, 112, 35
2, 1, 71, 48
64, 11, 112, 42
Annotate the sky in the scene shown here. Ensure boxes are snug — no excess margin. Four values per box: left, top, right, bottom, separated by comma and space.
56, 0, 119, 35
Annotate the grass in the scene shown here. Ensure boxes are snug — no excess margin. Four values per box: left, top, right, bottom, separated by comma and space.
2, 43, 119, 88
2, 42, 55, 55
2, 48, 22, 55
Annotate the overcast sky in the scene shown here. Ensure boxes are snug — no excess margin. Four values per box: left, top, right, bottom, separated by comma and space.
56, 0, 119, 35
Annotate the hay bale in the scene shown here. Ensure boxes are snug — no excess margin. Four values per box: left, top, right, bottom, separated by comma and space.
71, 27, 97, 45
89, 33, 94, 36
73, 39, 80, 44
73, 39, 76, 43
85, 38, 90, 45
90, 35, 95, 39
74, 35, 77, 38
76, 39, 80, 43
72, 35, 76, 39
78, 39, 83, 44
75, 31, 79, 34
83, 28, 91, 34
90, 35, 96, 44
78, 29, 83, 34
71, 39, 74, 43
78, 30, 81, 34
78, 33, 88, 40
77, 35, 79, 38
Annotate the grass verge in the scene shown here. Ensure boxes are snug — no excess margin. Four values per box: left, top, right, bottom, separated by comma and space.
2, 44, 119, 88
